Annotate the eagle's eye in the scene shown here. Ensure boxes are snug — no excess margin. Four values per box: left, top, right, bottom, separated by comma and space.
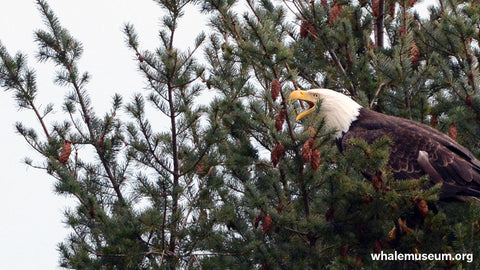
313, 93, 320, 98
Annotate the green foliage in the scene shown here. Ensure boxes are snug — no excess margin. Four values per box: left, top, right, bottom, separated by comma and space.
3, 0, 480, 269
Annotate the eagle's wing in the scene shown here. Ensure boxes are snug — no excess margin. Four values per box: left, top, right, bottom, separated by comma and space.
393, 114, 480, 185
341, 109, 480, 198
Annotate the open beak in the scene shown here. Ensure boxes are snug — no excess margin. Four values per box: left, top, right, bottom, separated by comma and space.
288, 90, 317, 121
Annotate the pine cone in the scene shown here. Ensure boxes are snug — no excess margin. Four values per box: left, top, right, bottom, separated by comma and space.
300, 21, 309, 38
398, 26, 407, 36
329, 4, 343, 24
300, 20, 316, 38
345, 45, 353, 69
409, 42, 420, 65
466, 94, 474, 108
275, 108, 286, 132
474, 221, 480, 232
364, 193, 374, 204
430, 115, 438, 128
262, 213, 273, 235
271, 79, 281, 101
271, 142, 286, 167
306, 126, 316, 136
414, 197, 429, 217
196, 165, 203, 174
59, 140, 72, 164
372, 171, 383, 191
449, 123, 457, 141
302, 137, 315, 162
196, 161, 210, 177
311, 149, 321, 171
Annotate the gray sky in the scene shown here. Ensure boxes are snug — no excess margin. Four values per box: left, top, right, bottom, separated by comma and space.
0, 0, 436, 268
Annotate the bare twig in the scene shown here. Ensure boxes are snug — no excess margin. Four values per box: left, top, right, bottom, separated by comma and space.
370, 83, 386, 109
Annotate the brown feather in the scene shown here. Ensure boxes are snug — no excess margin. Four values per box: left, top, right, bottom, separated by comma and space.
339, 108, 480, 199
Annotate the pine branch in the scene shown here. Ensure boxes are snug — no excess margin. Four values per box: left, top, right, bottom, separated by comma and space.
374, 0, 385, 48
35, 0, 128, 205
0, 43, 51, 138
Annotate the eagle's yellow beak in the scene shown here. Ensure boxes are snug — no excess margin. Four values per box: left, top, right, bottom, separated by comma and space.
288, 90, 317, 121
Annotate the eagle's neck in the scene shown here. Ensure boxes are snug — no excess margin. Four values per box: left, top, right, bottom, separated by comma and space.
318, 91, 362, 138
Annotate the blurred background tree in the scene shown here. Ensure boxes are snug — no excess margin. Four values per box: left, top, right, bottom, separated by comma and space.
1, 0, 480, 269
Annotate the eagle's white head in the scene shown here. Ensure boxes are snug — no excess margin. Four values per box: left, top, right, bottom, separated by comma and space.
288, 88, 362, 138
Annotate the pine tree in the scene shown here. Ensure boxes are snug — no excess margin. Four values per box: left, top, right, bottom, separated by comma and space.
1, 0, 213, 269
2, 0, 480, 269
197, 0, 480, 269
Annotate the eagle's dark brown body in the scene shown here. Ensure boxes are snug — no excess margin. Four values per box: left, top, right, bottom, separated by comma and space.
337, 108, 480, 199
289, 88, 480, 199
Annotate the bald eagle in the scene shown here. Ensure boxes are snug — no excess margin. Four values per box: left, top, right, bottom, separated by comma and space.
289, 88, 480, 200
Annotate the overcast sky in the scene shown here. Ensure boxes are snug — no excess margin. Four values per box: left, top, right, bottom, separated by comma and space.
0, 0, 436, 269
